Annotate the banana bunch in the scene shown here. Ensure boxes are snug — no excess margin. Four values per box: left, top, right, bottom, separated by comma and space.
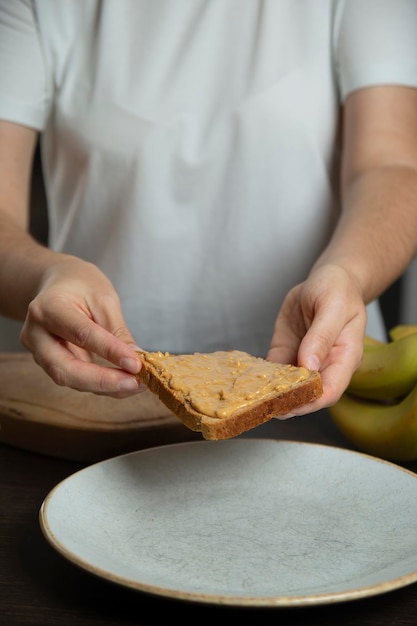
329, 324, 417, 462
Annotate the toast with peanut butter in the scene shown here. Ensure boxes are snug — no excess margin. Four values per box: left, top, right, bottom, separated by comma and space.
136, 350, 322, 440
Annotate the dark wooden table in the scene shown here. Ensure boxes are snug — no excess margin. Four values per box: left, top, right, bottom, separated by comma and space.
1, 410, 417, 626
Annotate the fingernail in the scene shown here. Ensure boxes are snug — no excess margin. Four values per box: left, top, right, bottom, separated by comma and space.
118, 377, 139, 392
306, 355, 320, 371
129, 344, 143, 352
120, 357, 141, 374
275, 413, 296, 420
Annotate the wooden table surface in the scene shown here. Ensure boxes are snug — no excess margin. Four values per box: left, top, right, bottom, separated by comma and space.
1, 410, 417, 626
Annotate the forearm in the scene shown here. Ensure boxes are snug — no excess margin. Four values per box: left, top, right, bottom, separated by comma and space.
0, 214, 68, 320
0, 122, 63, 320
313, 164, 417, 305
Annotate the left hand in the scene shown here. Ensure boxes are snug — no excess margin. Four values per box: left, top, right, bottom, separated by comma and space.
267, 264, 367, 416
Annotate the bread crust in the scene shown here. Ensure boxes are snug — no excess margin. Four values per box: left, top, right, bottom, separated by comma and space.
136, 351, 322, 440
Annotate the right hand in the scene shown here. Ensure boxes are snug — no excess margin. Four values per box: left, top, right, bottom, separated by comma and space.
267, 264, 367, 416
20, 256, 145, 398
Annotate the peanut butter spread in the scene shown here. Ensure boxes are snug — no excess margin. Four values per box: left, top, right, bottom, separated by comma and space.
141, 350, 310, 419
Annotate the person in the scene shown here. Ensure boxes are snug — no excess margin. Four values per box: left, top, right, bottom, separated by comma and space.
0, 0, 416, 418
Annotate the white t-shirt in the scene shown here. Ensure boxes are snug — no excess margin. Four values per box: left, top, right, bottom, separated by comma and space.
0, 0, 417, 354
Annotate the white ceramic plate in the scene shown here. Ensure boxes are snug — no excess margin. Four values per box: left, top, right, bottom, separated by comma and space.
40, 439, 417, 607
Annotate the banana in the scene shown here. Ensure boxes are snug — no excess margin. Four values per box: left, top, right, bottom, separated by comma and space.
330, 324, 417, 461
389, 324, 417, 342
329, 383, 417, 461
363, 335, 385, 347
347, 330, 417, 401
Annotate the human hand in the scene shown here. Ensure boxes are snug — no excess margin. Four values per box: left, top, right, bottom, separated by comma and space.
20, 257, 145, 398
267, 264, 367, 416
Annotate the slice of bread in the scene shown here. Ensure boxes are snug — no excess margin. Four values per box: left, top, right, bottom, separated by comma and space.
136, 350, 322, 440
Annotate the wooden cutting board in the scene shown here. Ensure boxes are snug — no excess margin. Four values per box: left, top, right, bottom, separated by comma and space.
0, 352, 200, 463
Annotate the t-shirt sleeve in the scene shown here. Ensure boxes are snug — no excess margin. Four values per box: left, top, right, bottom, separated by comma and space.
334, 0, 417, 102
0, 0, 51, 129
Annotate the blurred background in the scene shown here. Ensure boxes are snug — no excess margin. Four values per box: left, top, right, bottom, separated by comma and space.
0, 144, 416, 351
